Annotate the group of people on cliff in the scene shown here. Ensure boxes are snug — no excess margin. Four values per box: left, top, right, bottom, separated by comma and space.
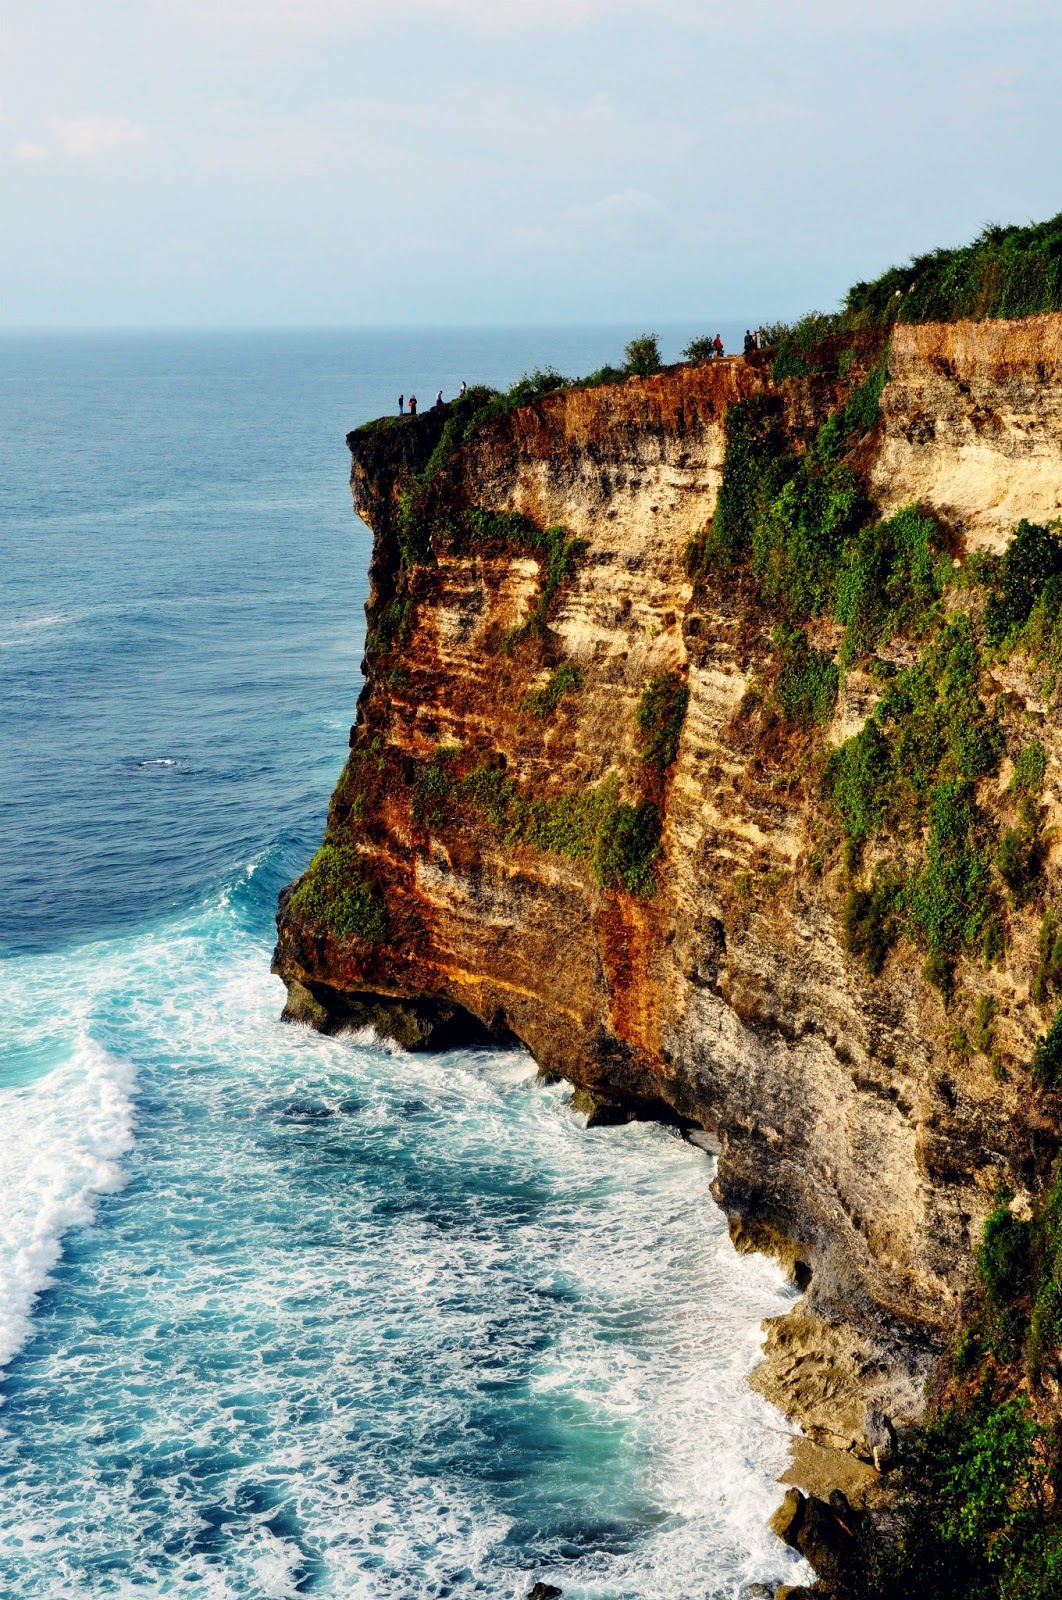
398, 381, 466, 417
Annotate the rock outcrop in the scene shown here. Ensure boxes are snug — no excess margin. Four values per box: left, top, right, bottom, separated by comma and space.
274, 316, 1062, 1447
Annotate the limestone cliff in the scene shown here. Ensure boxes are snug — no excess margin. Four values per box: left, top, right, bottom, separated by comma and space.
274, 316, 1062, 1453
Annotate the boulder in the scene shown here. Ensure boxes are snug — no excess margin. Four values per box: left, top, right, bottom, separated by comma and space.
768, 1487, 857, 1586
768, 1488, 806, 1548
526, 1585, 563, 1600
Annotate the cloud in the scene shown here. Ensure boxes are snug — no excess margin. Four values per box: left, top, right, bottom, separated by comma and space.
15, 142, 49, 161
49, 116, 145, 158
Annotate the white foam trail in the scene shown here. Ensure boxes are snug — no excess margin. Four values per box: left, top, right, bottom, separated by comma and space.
0, 1038, 137, 1376
0, 613, 67, 649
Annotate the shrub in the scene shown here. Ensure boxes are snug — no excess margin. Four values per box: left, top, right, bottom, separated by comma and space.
699, 395, 787, 568
835, 506, 941, 662
996, 813, 1041, 906
636, 672, 690, 769
1011, 739, 1048, 796
575, 363, 627, 389
844, 210, 1062, 329
415, 759, 660, 898
983, 521, 1062, 647
979, 1203, 1032, 1305
972, 994, 996, 1055
682, 335, 717, 362
769, 310, 838, 382
841, 870, 906, 974
506, 525, 589, 644
1017, 572, 1062, 671
842, 351, 891, 433
366, 596, 409, 654
1032, 911, 1062, 1005
908, 779, 993, 965
624, 333, 662, 376
520, 661, 583, 717
287, 842, 388, 944
592, 801, 661, 895
771, 626, 839, 726
823, 722, 890, 843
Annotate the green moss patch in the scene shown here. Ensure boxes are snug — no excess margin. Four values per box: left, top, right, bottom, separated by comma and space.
636, 672, 690, 769
287, 842, 388, 945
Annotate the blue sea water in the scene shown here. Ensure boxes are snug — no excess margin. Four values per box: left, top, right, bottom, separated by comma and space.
0, 327, 806, 1598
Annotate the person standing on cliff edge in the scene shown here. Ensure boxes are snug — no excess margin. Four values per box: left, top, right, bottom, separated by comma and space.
398, 394, 404, 415
435, 389, 444, 409
408, 394, 417, 415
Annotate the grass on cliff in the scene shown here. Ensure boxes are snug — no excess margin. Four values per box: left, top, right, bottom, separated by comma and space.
412, 754, 661, 896
824, 615, 1009, 986
687, 327, 1062, 996
845, 212, 1062, 329
636, 672, 690, 769
287, 841, 388, 945
520, 660, 583, 718
689, 384, 942, 661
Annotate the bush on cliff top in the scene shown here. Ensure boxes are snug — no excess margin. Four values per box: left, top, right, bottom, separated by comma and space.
845, 211, 1062, 328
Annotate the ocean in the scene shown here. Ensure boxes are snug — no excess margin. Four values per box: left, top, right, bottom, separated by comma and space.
0, 326, 807, 1598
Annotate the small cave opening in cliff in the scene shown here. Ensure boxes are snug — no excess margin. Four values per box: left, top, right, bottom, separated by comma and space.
793, 1260, 813, 1291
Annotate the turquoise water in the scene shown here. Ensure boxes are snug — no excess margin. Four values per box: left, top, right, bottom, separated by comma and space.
0, 329, 805, 1598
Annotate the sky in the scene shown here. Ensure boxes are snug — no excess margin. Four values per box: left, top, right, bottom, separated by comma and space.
2, 0, 1061, 327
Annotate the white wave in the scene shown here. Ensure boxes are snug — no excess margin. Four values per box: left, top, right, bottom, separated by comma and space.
0, 613, 67, 649
0, 1037, 137, 1377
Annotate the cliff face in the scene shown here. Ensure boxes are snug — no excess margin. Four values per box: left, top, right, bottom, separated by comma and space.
274, 317, 1062, 1449
871, 314, 1062, 551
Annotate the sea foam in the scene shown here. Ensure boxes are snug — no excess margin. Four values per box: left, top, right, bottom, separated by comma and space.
0, 892, 810, 1597
0, 1036, 137, 1377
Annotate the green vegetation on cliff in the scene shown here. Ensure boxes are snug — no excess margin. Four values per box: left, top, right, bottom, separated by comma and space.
287, 841, 388, 945
860, 1140, 1062, 1600
520, 660, 583, 718
763, 215, 1062, 376
698, 359, 1062, 1000
636, 672, 689, 770
412, 756, 661, 896
846, 213, 1062, 329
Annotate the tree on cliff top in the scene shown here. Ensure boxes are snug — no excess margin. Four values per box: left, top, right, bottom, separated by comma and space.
624, 333, 662, 376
